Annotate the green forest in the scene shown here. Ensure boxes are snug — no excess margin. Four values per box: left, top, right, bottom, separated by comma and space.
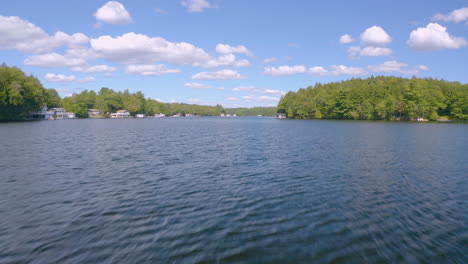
277, 76, 468, 121
0, 65, 275, 120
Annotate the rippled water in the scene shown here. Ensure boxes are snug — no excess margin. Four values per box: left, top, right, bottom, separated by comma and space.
0, 118, 467, 263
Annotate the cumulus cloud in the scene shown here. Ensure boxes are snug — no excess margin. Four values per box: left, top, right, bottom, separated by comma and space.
241, 95, 280, 102
339, 34, 355, 44
70, 65, 117, 73
308, 66, 329, 76
368, 61, 409, 73
78, 76, 97, 83
45, 73, 76, 82
264, 65, 306, 76
184, 83, 212, 89
45, 73, 96, 83
90, 33, 211, 65
232, 86, 285, 96
348, 46, 393, 57
201, 54, 251, 68
94, 1, 132, 24
232, 59, 251, 67
263, 57, 277, 64
0, 16, 89, 54
407, 23, 467, 51
417, 65, 429, 71
368, 61, 428, 75
432, 7, 468, 23
182, 0, 216, 13
330, 65, 368, 76
24, 53, 86, 68
192, 69, 244, 80
126, 64, 180, 76
360, 26, 392, 46
215, 44, 253, 56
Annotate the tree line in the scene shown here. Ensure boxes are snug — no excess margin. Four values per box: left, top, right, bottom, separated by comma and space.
276, 76, 468, 120
0, 65, 275, 120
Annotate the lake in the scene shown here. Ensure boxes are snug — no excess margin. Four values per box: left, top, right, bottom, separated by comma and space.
0, 117, 467, 263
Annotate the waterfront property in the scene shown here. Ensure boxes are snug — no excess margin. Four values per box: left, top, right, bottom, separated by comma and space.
111, 110, 130, 118
276, 113, 287, 119
51, 108, 75, 119
135, 114, 146, 118
30, 106, 75, 119
88, 109, 101, 117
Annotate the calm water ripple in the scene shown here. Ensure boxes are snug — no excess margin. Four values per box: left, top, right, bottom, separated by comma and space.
0, 118, 467, 263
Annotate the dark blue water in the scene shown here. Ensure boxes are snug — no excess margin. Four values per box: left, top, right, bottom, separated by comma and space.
0, 118, 467, 263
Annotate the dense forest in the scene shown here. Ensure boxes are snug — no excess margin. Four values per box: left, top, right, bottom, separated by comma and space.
0, 65, 61, 120
277, 76, 468, 120
0, 65, 275, 120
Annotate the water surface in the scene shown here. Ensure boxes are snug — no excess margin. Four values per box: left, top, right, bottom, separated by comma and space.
0, 118, 467, 263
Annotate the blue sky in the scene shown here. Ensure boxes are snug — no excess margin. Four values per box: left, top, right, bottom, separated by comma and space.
1, 0, 467, 107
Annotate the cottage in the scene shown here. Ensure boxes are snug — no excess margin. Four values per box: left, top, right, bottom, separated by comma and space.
88, 109, 101, 117
111, 110, 130, 118
275, 113, 287, 119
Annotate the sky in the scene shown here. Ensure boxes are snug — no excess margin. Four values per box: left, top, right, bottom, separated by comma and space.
1, 0, 467, 107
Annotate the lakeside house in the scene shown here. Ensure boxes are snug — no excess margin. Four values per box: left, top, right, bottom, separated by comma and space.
50, 108, 75, 119
111, 110, 130, 118
30, 105, 75, 119
88, 109, 101, 117
275, 113, 287, 119
154, 113, 166, 118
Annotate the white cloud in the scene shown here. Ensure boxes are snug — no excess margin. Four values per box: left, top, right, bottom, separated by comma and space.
368, 61, 409, 73
347, 46, 393, 58
0, 16, 89, 54
227, 97, 240, 101
417, 65, 429, 71
241, 95, 280, 102
215, 44, 253, 56
232, 86, 285, 96
126, 64, 180, 76
192, 69, 244, 80
263, 57, 277, 64
432, 7, 468, 23
24, 53, 86, 68
360, 26, 392, 46
309, 66, 329, 76
339, 34, 355, 44
264, 65, 306, 76
90, 33, 211, 65
184, 83, 212, 89
182, 0, 216, 13
330, 65, 368, 76
78, 76, 97, 83
94, 1, 132, 24
45, 73, 96, 83
232, 59, 251, 67
369, 61, 429, 75
407, 23, 467, 51
45, 73, 76, 82
70, 65, 116, 73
